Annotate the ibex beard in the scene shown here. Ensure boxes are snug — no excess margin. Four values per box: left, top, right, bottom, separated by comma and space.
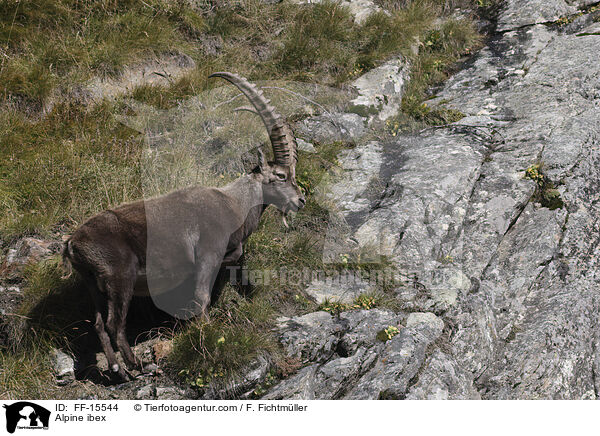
62, 72, 305, 380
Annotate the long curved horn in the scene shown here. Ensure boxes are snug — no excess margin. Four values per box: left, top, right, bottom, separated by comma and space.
209, 72, 297, 168
233, 105, 259, 115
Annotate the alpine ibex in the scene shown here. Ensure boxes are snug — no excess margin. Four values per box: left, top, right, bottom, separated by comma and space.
62, 72, 305, 380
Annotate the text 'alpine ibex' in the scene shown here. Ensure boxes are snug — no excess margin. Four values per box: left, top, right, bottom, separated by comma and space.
62, 72, 306, 380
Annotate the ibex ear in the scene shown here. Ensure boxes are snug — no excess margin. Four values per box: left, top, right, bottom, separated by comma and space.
251, 147, 267, 174
257, 147, 267, 170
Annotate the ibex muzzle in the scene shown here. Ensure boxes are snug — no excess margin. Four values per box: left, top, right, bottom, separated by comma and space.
62, 72, 305, 380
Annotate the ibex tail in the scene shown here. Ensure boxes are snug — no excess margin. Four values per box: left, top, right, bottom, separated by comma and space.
61, 238, 74, 279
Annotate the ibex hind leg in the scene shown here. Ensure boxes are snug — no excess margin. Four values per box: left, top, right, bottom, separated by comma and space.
103, 273, 141, 372
85, 277, 130, 381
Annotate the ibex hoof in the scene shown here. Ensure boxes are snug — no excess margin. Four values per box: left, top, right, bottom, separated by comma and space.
143, 363, 158, 374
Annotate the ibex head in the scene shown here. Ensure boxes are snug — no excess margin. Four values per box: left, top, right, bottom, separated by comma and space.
210, 72, 306, 222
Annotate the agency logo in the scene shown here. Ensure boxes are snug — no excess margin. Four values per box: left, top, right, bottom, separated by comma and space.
3, 402, 50, 433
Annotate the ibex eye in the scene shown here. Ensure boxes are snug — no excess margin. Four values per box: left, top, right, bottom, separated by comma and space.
276, 173, 287, 180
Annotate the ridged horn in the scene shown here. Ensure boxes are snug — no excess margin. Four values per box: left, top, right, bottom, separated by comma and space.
209, 72, 297, 168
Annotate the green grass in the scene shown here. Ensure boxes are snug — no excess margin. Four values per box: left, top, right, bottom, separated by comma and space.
389, 15, 481, 132
0, 256, 94, 399
0, 0, 203, 107
128, 0, 453, 105
0, 346, 57, 400
0, 0, 487, 397
0, 102, 144, 243
0, 0, 485, 112
169, 286, 277, 391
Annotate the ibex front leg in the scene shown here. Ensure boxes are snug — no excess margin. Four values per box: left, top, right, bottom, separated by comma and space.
193, 251, 225, 322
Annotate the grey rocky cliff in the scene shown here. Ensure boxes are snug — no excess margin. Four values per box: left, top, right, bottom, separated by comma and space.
496, 0, 598, 31
261, 1, 600, 399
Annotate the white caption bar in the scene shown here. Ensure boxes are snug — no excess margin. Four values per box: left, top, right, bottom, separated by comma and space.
0, 400, 596, 435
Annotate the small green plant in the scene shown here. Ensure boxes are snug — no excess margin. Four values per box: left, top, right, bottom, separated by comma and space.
296, 170, 315, 196
524, 163, 565, 210
385, 118, 402, 136
386, 103, 465, 134
294, 293, 314, 310
318, 299, 352, 315
412, 103, 465, 125
376, 325, 400, 342
525, 164, 544, 186
339, 253, 350, 265
252, 371, 276, 397
555, 16, 572, 26
440, 254, 454, 264
317, 293, 385, 314
180, 365, 227, 389
353, 294, 377, 310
